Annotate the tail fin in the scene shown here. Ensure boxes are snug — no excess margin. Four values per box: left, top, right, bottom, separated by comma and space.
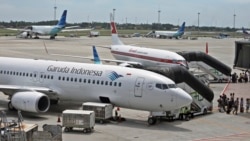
242, 27, 249, 34
92, 46, 102, 64
110, 13, 124, 45
177, 22, 185, 33
57, 10, 67, 27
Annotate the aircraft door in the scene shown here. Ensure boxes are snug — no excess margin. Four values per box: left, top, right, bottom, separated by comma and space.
134, 77, 145, 97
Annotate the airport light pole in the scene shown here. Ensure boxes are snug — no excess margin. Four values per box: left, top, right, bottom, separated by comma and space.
54, 0, 57, 21
113, 8, 116, 21
233, 13, 236, 30
198, 12, 200, 36
158, 10, 161, 24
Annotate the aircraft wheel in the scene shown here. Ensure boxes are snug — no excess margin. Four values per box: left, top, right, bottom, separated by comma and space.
203, 109, 207, 115
148, 117, 157, 125
34, 36, 39, 39
50, 36, 55, 39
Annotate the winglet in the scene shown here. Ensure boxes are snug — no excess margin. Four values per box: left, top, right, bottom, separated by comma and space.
57, 10, 67, 27
92, 46, 102, 64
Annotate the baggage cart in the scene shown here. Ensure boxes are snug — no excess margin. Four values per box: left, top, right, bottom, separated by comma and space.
62, 110, 95, 133
82, 102, 113, 123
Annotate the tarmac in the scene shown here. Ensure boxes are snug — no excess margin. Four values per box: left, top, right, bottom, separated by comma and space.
0, 36, 250, 141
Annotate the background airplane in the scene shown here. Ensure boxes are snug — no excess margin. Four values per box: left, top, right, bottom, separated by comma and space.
98, 16, 188, 69
153, 22, 186, 39
7, 10, 92, 39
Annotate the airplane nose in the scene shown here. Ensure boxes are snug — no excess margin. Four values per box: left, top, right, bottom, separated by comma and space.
176, 89, 193, 108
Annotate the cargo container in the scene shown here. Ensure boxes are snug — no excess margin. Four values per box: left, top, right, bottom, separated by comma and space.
82, 102, 113, 123
62, 110, 95, 133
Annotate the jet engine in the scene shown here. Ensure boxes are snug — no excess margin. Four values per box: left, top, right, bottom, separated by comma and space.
119, 63, 133, 67
11, 91, 50, 113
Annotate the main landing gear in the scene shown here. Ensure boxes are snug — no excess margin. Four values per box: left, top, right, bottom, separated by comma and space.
148, 117, 157, 125
8, 101, 16, 111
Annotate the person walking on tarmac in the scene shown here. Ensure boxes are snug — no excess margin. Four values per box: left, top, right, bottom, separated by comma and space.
232, 97, 239, 115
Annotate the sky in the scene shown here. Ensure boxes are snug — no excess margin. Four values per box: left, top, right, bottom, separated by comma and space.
0, 0, 249, 28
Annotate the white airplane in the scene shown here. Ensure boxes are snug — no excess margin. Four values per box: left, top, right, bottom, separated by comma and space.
7, 10, 92, 39
154, 22, 186, 39
0, 56, 192, 124
98, 17, 188, 69
7, 10, 68, 39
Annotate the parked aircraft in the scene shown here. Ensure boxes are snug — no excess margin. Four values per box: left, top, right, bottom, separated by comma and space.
99, 18, 188, 69
154, 22, 186, 39
0, 56, 192, 124
7, 10, 92, 39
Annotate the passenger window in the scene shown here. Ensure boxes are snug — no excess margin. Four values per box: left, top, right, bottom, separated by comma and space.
92, 80, 95, 84
79, 78, 82, 83
62, 77, 65, 81
97, 80, 99, 85
30, 73, 32, 77
71, 78, 73, 82
83, 79, 86, 83
26, 73, 29, 77
109, 82, 112, 86
75, 78, 77, 82
118, 82, 122, 87
101, 81, 104, 85
88, 79, 91, 83
114, 82, 117, 86
51, 76, 53, 79
105, 81, 108, 85
66, 77, 69, 81
58, 76, 61, 80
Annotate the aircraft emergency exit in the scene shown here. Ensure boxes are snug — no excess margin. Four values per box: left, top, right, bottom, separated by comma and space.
0, 57, 192, 124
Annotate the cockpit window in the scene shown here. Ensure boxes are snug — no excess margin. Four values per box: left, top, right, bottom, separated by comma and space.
168, 84, 177, 88
155, 83, 169, 90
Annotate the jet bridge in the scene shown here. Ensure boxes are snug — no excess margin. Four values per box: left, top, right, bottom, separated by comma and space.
147, 66, 214, 120
234, 40, 250, 70
177, 51, 232, 82
146, 65, 214, 102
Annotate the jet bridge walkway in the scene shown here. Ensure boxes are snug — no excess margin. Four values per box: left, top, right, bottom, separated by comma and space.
177, 51, 232, 80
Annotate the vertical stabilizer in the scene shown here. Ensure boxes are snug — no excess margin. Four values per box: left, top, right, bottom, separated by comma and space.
110, 14, 124, 45
92, 46, 102, 64
57, 10, 67, 27
177, 22, 185, 34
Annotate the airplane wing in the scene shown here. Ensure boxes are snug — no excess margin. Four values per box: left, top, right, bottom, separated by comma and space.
61, 28, 94, 32
6, 28, 31, 32
0, 84, 58, 96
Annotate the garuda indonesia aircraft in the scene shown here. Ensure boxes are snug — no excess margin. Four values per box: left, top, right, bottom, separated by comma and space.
7, 10, 92, 39
0, 56, 192, 125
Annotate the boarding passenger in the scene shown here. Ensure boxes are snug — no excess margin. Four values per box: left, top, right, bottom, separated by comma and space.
240, 97, 244, 113
232, 98, 239, 115
226, 98, 233, 114
246, 98, 249, 113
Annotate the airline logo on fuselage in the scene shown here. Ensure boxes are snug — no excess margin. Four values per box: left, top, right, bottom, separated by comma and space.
47, 65, 103, 76
128, 48, 148, 55
107, 71, 123, 81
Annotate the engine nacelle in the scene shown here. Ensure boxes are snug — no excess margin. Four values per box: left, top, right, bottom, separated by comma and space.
119, 63, 133, 67
11, 91, 50, 113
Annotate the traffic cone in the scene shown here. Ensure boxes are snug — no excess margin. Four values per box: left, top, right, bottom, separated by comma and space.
57, 115, 61, 123
205, 42, 208, 54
